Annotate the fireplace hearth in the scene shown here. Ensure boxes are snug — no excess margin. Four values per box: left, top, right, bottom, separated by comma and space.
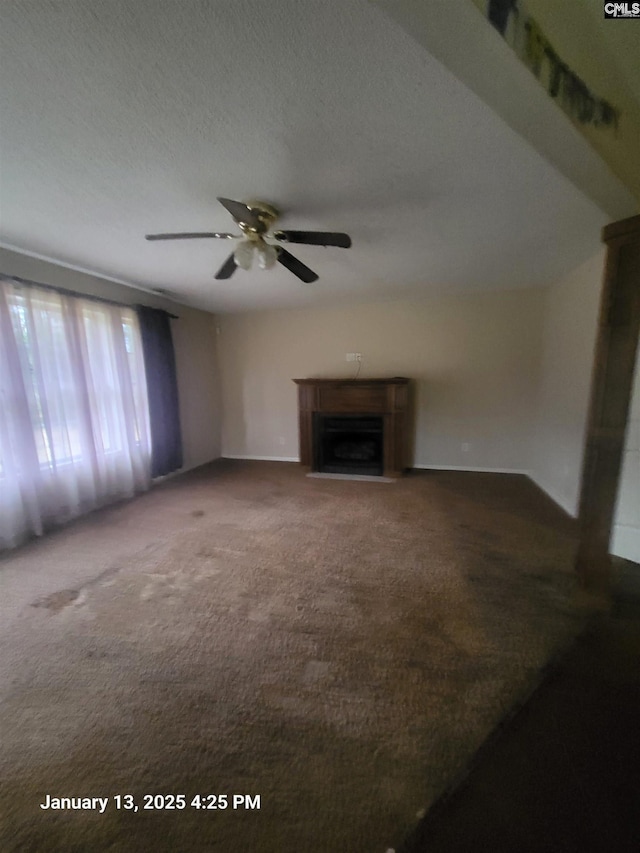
293, 377, 411, 478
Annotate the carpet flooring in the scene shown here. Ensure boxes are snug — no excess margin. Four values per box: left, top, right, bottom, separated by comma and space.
0, 460, 589, 852
400, 557, 640, 853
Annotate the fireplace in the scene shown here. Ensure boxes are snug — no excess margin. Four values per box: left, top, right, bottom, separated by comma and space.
315, 414, 384, 476
293, 377, 411, 478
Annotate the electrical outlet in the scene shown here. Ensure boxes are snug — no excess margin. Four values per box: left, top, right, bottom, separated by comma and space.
461, 442, 471, 452
346, 352, 362, 362
355, 353, 362, 362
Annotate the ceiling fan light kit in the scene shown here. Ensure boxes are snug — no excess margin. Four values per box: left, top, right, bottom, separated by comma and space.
256, 241, 278, 270
232, 237, 278, 271
145, 197, 351, 284
233, 239, 255, 271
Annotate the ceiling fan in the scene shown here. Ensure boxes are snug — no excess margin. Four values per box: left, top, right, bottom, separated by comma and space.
145, 197, 352, 284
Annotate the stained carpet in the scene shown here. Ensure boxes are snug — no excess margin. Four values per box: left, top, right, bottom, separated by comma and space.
0, 460, 588, 852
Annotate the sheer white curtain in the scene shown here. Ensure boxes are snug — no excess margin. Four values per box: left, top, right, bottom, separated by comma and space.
0, 277, 151, 549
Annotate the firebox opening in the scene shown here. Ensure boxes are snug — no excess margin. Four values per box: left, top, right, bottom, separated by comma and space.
314, 414, 384, 476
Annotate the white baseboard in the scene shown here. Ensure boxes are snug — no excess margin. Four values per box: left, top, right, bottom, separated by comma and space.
224, 459, 530, 473
413, 464, 532, 476
222, 454, 299, 463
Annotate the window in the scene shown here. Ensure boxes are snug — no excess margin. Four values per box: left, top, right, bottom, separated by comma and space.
0, 278, 151, 549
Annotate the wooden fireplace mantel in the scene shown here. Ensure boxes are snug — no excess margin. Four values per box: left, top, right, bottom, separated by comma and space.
293, 377, 411, 477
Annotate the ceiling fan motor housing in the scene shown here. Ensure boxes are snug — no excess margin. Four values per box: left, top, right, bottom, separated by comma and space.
237, 200, 280, 236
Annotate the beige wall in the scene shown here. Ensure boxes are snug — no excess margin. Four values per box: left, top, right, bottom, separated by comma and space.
218, 288, 546, 473
530, 252, 604, 516
3, 246, 613, 526
0, 248, 221, 471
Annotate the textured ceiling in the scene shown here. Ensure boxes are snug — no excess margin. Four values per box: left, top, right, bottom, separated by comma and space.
0, 0, 612, 312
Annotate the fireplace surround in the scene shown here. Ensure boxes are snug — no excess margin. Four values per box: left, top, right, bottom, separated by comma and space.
293, 377, 411, 478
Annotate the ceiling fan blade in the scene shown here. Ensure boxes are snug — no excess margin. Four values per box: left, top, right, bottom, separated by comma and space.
276, 248, 319, 283
273, 230, 351, 249
217, 197, 262, 229
145, 232, 236, 240
214, 253, 237, 280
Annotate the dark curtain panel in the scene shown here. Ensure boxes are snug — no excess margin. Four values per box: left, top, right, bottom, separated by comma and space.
136, 306, 183, 477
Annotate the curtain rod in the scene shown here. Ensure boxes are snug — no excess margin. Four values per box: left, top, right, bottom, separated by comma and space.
0, 273, 179, 319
